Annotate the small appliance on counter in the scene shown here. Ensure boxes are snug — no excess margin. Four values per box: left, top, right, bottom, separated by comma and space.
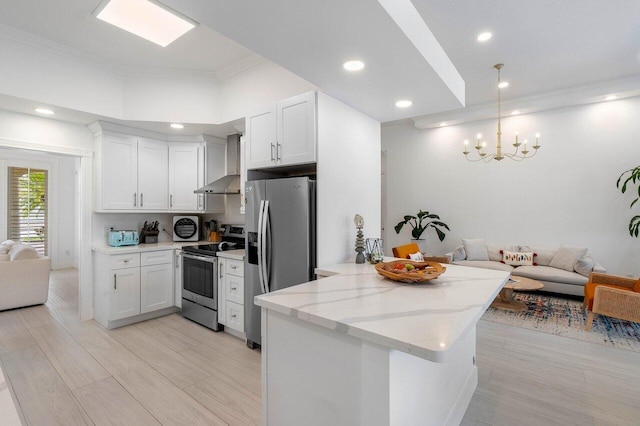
173, 216, 199, 242
140, 221, 159, 244
108, 230, 139, 247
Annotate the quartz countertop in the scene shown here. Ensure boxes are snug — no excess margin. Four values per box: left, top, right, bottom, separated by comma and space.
315, 257, 397, 276
255, 262, 508, 362
92, 240, 206, 254
216, 249, 245, 260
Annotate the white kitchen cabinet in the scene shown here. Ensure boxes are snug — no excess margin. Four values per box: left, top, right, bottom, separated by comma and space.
140, 251, 174, 314
175, 249, 183, 308
94, 249, 177, 329
169, 144, 201, 211
217, 254, 245, 337
93, 125, 206, 212
110, 266, 141, 321
246, 91, 316, 170
99, 132, 138, 210
138, 138, 169, 210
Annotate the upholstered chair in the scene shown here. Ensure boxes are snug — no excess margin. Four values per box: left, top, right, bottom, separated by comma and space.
583, 272, 640, 331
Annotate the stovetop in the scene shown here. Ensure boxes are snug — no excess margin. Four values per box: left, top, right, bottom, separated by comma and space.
183, 241, 244, 257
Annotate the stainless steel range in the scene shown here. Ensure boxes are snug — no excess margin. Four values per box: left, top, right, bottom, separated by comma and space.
181, 224, 245, 331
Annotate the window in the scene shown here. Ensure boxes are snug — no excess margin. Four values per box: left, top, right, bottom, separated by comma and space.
7, 167, 48, 256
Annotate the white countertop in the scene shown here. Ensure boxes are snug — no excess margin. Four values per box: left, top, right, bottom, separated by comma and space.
255, 262, 508, 362
315, 257, 397, 276
216, 249, 245, 260
92, 240, 206, 254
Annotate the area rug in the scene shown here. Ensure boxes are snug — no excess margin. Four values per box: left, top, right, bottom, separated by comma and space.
481, 293, 640, 353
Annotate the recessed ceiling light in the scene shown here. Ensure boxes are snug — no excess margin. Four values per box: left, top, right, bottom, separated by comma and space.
498, 81, 509, 89
511, 110, 520, 115
395, 100, 412, 108
440, 122, 447, 127
343, 60, 365, 71
605, 95, 617, 101
170, 123, 184, 129
477, 32, 492, 42
34, 108, 55, 115
94, 0, 197, 47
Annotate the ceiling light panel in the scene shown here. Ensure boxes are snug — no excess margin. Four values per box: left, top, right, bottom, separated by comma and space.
35, 108, 55, 115
477, 32, 492, 42
94, 0, 197, 47
395, 100, 412, 108
343, 60, 365, 71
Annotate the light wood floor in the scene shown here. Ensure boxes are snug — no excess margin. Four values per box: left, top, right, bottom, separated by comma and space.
1, 269, 638, 425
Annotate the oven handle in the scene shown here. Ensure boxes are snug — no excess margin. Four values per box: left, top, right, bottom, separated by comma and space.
182, 252, 217, 264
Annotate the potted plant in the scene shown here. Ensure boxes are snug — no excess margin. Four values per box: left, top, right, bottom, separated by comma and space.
394, 210, 450, 247
617, 165, 640, 237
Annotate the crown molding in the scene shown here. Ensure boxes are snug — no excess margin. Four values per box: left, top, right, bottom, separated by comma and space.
410, 74, 640, 130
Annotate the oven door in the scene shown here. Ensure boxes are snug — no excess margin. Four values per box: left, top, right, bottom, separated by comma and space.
182, 252, 218, 310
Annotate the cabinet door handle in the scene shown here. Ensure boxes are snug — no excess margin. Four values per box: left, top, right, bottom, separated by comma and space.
277, 142, 282, 161
170, 194, 173, 207
113, 274, 117, 290
270, 143, 275, 161
231, 286, 237, 291
198, 195, 203, 209
230, 265, 237, 270
140, 193, 144, 207
133, 193, 137, 207
219, 262, 224, 279
231, 313, 236, 318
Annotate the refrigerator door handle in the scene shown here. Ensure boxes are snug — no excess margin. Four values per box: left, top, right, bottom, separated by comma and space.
262, 200, 271, 293
257, 200, 266, 294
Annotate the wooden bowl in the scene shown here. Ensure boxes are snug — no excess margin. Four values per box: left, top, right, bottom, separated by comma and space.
375, 260, 446, 283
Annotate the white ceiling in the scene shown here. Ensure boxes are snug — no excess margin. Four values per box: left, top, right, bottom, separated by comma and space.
1, 0, 639, 127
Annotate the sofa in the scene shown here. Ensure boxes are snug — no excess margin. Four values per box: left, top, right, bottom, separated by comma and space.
445, 239, 606, 296
0, 240, 51, 311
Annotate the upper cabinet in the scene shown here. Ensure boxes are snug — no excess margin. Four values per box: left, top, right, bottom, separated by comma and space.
169, 144, 205, 212
246, 91, 316, 170
94, 126, 206, 213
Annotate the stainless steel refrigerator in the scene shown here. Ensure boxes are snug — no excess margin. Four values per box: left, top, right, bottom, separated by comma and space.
244, 177, 316, 349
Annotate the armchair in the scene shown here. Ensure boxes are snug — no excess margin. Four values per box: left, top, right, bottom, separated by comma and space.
584, 272, 640, 331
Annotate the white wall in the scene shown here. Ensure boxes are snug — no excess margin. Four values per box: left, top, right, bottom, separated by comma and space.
317, 93, 381, 266
382, 97, 640, 277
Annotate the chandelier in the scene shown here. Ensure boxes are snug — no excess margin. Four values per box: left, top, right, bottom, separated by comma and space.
463, 64, 540, 162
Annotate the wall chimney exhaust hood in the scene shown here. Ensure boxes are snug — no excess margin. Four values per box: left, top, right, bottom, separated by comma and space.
194, 134, 241, 194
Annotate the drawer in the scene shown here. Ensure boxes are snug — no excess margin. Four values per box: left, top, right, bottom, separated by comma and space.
226, 275, 244, 305
109, 253, 140, 269
225, 259, 244, 277
141, 250, 173, 266
226, 301, 244, 332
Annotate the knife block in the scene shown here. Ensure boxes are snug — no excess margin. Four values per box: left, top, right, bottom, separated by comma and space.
140, 230, 159, 244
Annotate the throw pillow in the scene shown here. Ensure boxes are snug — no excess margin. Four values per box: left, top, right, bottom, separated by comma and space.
0, 240, 17, 255
9, 244, 39, 261
408, 252, 424, 261
634, 279, 640, 293
549, 245, 588, 272
574, 255, 595, 277
501, 250, 535, 266
533, 248, 556, 266
462, 239, 489, 261
452, 246, 466, 261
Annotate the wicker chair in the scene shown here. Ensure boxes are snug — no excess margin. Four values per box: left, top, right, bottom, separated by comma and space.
391, 244, 450, 264
583, 272, 640, 331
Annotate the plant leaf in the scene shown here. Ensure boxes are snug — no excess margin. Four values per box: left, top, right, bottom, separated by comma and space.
435, 227, 446, 241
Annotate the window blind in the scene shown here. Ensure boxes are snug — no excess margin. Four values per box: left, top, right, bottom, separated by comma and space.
7, 167, 48, 256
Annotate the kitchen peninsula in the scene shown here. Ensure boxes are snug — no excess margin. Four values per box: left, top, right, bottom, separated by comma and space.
255, 263, 509, 426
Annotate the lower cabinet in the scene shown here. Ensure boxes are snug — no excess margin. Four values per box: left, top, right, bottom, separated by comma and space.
94, 249, 175, 329
217, 255, 245, 336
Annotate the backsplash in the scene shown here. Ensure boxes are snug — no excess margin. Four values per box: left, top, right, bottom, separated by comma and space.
92, 213, 178, 245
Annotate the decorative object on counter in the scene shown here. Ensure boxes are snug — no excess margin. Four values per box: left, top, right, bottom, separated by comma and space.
354, 214, 365, 264
394, 209, 450, 253
375, 260, 446, 283
365, 238, 384, 264
616, 165, 640, 237
140, 221, 159, 244
462, 63, 541, 163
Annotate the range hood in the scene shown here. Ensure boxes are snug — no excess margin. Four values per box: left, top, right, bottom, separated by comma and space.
194, 134, 241, 194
